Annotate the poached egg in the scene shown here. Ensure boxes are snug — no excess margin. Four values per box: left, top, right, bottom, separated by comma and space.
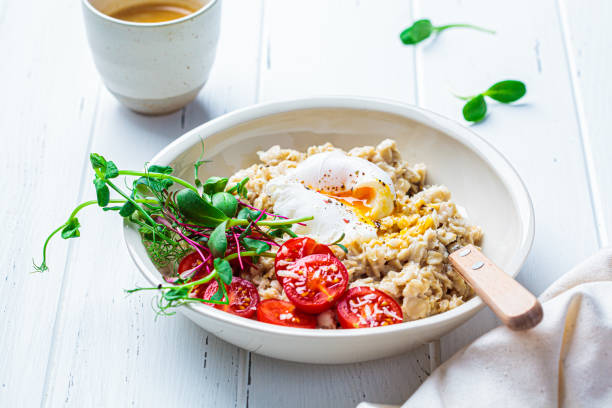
265, 151, 396, 243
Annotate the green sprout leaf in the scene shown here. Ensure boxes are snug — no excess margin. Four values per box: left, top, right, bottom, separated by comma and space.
455, 80, 526, 123
484, 80, 527, 103
214, 258, 233, 285
462, 94, 487, 123
208, 220, 228, 258
400, 19, 434, 44
164, 287, 189, 301
61, 217, 81, 239
243, 238, 270, 254
119, 201, 137, 217
90, 153, 107, 170
93, 177, 110, 207
210, 281, 225, 301
227, 177, 249, 198
202, 177, 228, 196
212, 192, 238, 217
237, 207, 266, 221
329, 232, 348, 253
148, 165, 173, 175
400, 19, 494, 45
176, 189, 228, 227
104, 161, 119, 179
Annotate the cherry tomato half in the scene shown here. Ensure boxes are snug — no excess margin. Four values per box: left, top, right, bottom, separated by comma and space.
336, 287, 403, 328
202, 277, 259, 318
179, 252, 212, 281
256, 299, 317, 328
274, 237, 334, 284
278, 254, 348, 314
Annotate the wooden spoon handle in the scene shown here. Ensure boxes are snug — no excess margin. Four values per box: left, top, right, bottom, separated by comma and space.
449, 245, 543, 330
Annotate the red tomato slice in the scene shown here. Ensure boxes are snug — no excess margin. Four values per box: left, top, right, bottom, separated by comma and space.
278, 254, 348, 314
274, 237, 334, 283
336, 287, 403, 328
179, 252, 212, 281
256, 299, 317, 328
200, 277, 259, 318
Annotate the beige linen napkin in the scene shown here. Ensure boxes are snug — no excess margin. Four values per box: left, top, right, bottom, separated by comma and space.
359, 247, 612, 408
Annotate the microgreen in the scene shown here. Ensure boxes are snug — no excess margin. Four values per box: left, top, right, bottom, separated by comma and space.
208, 220, 228, 258
329, 233, 348, 254
455, 80, 527, 123
35, 148, 313, 319
212, 192, 238, 218
400, 19, 494, 45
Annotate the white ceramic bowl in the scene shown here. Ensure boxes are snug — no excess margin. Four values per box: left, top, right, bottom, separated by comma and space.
123, 97, 534, 364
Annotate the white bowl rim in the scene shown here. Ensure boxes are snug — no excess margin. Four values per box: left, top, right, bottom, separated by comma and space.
123, 95, 535, 339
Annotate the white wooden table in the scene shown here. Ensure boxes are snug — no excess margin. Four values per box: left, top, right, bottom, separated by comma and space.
2, 0, 610, 406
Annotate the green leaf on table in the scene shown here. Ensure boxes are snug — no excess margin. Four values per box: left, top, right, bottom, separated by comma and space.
400, 19, 434, 44
202, 177, 228, 195
176, 189, 228, 227
93, 177, 110, 207
484, 80, 526, 103
212, 192, 238, 217
208, 220, 228, 258
61, 217, 81, 239
243, 238, 270, 254
462, 94, 487, 123
214, 258, 233, 285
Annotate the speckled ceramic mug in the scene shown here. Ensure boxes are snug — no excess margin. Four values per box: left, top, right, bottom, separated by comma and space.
82, 0, 221, 115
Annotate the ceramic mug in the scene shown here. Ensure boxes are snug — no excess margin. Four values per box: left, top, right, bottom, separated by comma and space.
82, 0, 221, 115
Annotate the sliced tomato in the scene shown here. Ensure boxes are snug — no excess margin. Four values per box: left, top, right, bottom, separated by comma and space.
336, 287, 403, 328
201, 277, 259, 318
179, 252, 212, 281
278, 253, 348, 314
274, 237, 334, 283
256, 299, 317, 328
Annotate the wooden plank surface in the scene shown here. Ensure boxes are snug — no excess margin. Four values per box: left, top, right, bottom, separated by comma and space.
0, 1, 100, 406
412, 0, 600, 360
558, 0, 611, 247
39, 1, 263, 407
0, 0, 608, 407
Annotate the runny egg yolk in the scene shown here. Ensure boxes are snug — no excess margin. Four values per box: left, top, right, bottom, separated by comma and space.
318, 186, 376, 221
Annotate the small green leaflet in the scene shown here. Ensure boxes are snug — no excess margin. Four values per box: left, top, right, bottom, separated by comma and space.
214, 258, 233, 285
148, 165, 173, 175
400, 19, 434, 44
90, 153, 107, 170
163, 287, 189, 301
227, 177, 249, 198
133, 176, 173, 195
104, 161, 119, 179
484, 80, 526, 103
456, 80, 526, 123
400, 19, 494, 46
176, 189, 228, 227
210, 281, 225, 301
463, 94, 487, 123
93, 177, 110, 207
208, 220, 228, 258
243, 237, 270, 254
119, 201, 137, 217
212, 192, 238, 217
202, 177, 228, 196
237, 207, 266, 221
61, 217, 81, 239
